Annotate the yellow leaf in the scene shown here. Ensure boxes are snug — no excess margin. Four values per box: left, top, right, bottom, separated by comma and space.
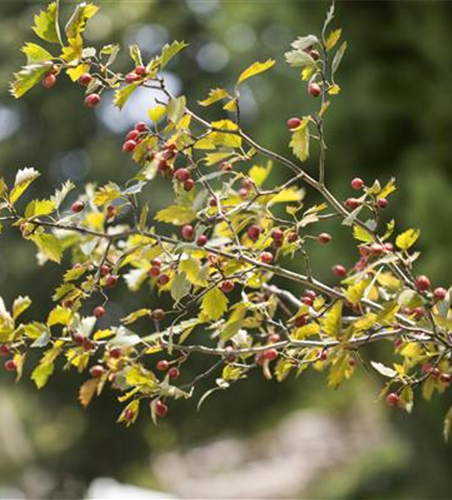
325, 28, 342, 51
345, 279, 370, 306
321, 301, 342, 338
289, 118, 310, 162
47, 306, 71, 326
66, 63, 90, 82
148, 104, 166, 122
237, 59, 275, 85
249, 162, 272, 187
198, 88, 230, 107
79, 378, 100, 408
396, 228, 420, 251
200, 287, 229, 321
328, 84, 341, 95
155, 205, 196, 225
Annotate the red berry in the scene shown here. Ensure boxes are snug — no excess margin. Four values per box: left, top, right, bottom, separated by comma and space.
287, 117, 301, 130
158, 274, 170, 286
197, 234, 208, 247
221, 280, 235, 294
287, 232, 298, 243
78, 73, 93, 87
84, 93, 101, 108
73, 333, 85, 345
434, 287, 447, 301
263, 348, 278, 361
431, 367, 441, 380
83, 338, 94, 351
162, 149, 176, 161
184, 179, 195, 191
272, 229, 284, 241
209, 198, 218, 207
268, 333, 281, 343
384, 243, 393, 252
332, 265, 347, 278
122, 140, 137, 153
369, 243, 385, 256
151, 309, 166, 321
94, 306, 106, 319
415, 275, 431, 292
440, 373, 451, 384
302, 296, 313, 306
151, 257, 162, 267
100, 264, 110, 276
318, 350, 328, 361
149, 266, 160, 278
220, 161, 232, 172
71, 201, 85, 213
126, 129, 140, 141
307, 82, 321, 97
260, 252, 273, 264
294, 315, 308, 327
385, 392, 400, 407
110, 347, 122, 359
90, 365, 104, 378
156, 360, 169, 372
238, 187, 249, 199
377, 198, 388, 209
351, 178, 364, 190
42, 73, 57, 89
155, 400, 168, 418
181, 224, 194, 241
309, 49, 320, 61
135, 122, 147, 132
157, 159, 168, 172
106, 205, 116, 220
317, 232, 332, 245
124, 409, 135, 422
169, 367, 180, 379
135, 65, 147, 77
305, 290, 316, 300
0, 344, 12, 357
345, 198, 362, 210
4, 359, 17, 372
105, 274, 119, 288
125, 72, 140, 83
247, 224, 261, 242
175, 168, 191, 182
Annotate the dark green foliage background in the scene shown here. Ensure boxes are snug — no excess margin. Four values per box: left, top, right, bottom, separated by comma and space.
0, 1, 452, 498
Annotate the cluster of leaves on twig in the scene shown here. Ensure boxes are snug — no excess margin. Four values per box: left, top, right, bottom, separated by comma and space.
2, 1, 452, 434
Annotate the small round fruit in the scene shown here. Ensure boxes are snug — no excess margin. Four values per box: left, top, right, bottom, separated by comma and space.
434, 287, 447, 301
90, 365, 105, 378
317, 232, 332, 245
268, 333, 281, 343
124, 409, 135, 422
42, 73, 57, 89
122, 139, 137, 153
332, 265, 347, 278
209, 198, 218, 207
151, 309, 166, 322
287, 117, 301, 130
157, 159, 168, 172
309, 49, 320, 61
294, 315, 308, 327
84, 93, 101, 108
155, 400, 168, 418
156, 360, 169, 372
271, 229, 284, 242
105, 274, 119, 288
197, 234, 208, 247
151, 257, 162, 267
415, 275, 431, 292
440, 373, 451, 384
4, 359, 17, 372
221, 280, 235, 294
110, 347, 122, 359
345, 198, 361, 210
78, 73, 93, 87
318, 350, 328, 361
184, 179, 195, 191
181, 224, 194, 241
260, 252, 273, 264
126, 129, 140, 141
220, 162, 232, 172
247, 224, 261, 242
135, 65, 147, 76
71, 201, 85, 213
100, 264, 110, 276
0, 344, 12, 356
263, 348, 278, 361
175, 168, 191, 182
307, 82, 321, 97
385, 392, 400, 407
287, 232, 298, 243
94, 306, 106, 319
305, 290, 316, 300
169, 367, 180, 379
351, 177, 364, 190
135, 122, 147, 132
238, 187, 249, 199
149, 266, 160, 278
302, 296, 313, 306
158, 274, 170, 286
377, 198, 388, 209
125, 72, 140, 83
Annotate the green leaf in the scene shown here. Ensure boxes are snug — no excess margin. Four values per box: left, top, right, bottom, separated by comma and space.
200, 288, 229, 321
396, 228, 420, 251
160, 41, 188, 68
32, 2, 62, 44
237, 59, 275, 85
289, 119, 310, 162
31, 233, 63, 263
114, 83, 139, 110
171, 273, 191, 303
65, 2, 99, 40
155, 205, 196, 225
321, 301, 342, 338
21, 43, 53, 64
31, 361, 54, 389
10, 64, 50, 98
332, 41, 347, 76
25, 199, 55, 218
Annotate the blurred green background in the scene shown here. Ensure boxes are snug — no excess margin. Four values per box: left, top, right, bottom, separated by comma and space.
1, 1, 452, 498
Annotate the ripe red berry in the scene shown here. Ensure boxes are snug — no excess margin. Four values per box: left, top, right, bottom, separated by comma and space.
94, 306, 106, 319
162, 149, 176, 161
78, 73, 93, 87
385, 392, 400, 407
247, 224, 261, 242
181, 224, 194, 241
287, 117, 301, 130
125, 72, 140, 83
105, 274, 119, 288
272, 229, 284, 242
90, 365, 105, 378
110, 347, 122, 359
73, 332, 85, 345
287, 232, 298, 243
307, 82, 321, 97
268, 333, 281, 343
221, 280, 235, 294
169, 367, 180, 379
42, 73, 57, 89
351, 178, 364, 190
156, 360, 169, 372
4, 359, 17, 372
377, 198, 388, 209
106, 205, 116, 220
71, 201, 85, 213
294, 314, 308, 327
238, 187, 249, 199
305, 290, 316, 300
302, 296, 313, 306
184, 179, 195, 191
122, 140, 137, 153
124, 409, 135, 422
135, 121, 147, 132
317, 232, 332, 245
209, 198, 218, 207
84, 93, 101, 108
135, 65, 147, 76
345, 198, 361, 210
197, 234, 208, 247
100, 264, 110, 276
126, 129, 140, 141
415, 275, 431, 292
440, 373, 451, 384
263, 348, 278, 361
175, 168, 191, 182
309, 49, 320, 61
0, 344, 12, 356
369, 243, 385, 256
332, 265, 347, 278
220, 161, 232, 172
157, 159, 168, 172
149, 266, 160, 277
384, 243, 393, 252
155, 400, 168, 418
318, 350, 328, 361
260, 252, 273, 264
151, 309, 166, 322
434, 287, 447, 301
158, 274, 170, 286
